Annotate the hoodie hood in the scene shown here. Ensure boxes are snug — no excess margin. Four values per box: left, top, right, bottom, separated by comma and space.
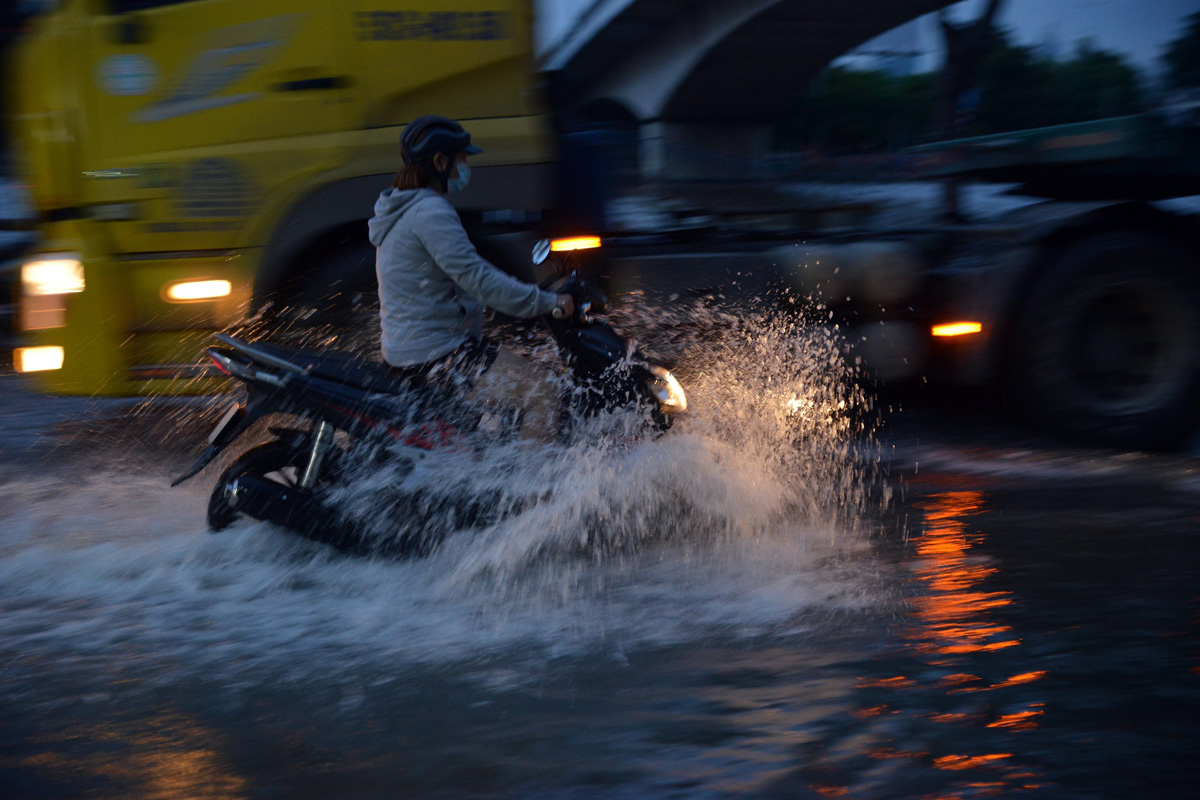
368, 187, 440, 247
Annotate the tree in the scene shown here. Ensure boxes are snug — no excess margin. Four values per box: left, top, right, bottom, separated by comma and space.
777, 67, 934, 154
972, 28, 1058, 133
972, 32, 1141, 134
1163, 11, 1200, 88
1055, 40, 1142, 120
775, 29, 1147, 154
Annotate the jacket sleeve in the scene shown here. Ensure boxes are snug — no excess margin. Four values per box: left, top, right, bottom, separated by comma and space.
413, 198, 559, 318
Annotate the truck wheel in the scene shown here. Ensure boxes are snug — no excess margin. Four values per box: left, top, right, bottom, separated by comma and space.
274, 241, 378, 342
1012, 232, 1200, 450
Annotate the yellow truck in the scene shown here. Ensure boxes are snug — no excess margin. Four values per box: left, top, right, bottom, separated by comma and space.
8, 0, 558, 394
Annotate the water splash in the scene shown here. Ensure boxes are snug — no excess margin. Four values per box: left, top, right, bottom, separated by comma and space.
318, 290, 883, 578
0, 291, 888, 690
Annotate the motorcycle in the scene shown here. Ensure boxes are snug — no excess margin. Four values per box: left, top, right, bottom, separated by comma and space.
172, 246, 687, 557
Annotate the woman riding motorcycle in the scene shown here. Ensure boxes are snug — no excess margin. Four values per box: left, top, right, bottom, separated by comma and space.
368, 115, 574, 443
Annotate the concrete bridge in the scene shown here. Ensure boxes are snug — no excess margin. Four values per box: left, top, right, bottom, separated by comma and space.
541, 0, 955, 178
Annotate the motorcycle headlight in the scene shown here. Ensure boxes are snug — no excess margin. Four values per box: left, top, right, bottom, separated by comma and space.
647, 365, 687, 412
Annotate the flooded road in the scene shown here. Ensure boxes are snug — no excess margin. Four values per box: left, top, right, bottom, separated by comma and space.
1, 356, 1198, 798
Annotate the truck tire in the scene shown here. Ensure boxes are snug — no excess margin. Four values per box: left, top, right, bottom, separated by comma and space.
294, 240, 378, 317
1011, 231, 1200, 450
264, 240, 379, 347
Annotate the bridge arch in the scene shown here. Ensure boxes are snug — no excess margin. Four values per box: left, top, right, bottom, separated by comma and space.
547, 0, 955, 176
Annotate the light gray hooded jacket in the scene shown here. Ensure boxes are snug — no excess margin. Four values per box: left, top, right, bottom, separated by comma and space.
368, 188, 559, 367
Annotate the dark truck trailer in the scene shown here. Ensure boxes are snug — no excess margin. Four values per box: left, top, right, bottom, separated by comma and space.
599, 107, 1200, 450
801, 109, 1200, 450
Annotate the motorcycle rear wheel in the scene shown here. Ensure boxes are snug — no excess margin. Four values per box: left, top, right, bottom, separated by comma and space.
207, 439, 311, 532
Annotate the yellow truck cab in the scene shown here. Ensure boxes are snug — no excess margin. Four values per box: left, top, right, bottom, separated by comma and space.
9, 0, 555, 394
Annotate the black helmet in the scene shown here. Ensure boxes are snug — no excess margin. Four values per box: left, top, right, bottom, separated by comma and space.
400, 115, 483, 165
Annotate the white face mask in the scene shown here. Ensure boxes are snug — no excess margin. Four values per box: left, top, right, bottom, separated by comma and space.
448, 162, 471, 194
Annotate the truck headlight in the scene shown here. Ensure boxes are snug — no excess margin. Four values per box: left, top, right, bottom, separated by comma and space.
14, 346, 65, 373
21, 254, 84, 296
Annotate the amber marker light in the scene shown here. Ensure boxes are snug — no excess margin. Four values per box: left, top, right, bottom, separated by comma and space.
14, 346, 65, 372
550, 236, 602, 252
932, 321, 983, 338
165, 279, 233, 302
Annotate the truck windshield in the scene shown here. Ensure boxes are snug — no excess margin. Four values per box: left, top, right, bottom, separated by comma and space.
14, 0, 61, 22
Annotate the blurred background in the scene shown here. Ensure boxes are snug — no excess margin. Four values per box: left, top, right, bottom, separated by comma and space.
4, 0, 1199, 448
2, 5, 1200, 800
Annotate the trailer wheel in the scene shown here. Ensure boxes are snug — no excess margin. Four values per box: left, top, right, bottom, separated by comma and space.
1012, 231, 1200, 450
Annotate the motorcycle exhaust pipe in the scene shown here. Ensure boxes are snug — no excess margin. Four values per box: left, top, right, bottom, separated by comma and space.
223, 476, 317, 530
221, 476, 359, 551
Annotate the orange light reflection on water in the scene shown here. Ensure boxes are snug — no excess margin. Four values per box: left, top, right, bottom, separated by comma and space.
857, 675, 916, 690
934, 753, 1015, 770
854, 704, 890, 719
819, 489, 1051, 799
906, 491, 1047, 790
952, 670, 1047, 695
17, 711, 246, 799
987, 706, 1045, 730
910, 491, 1020, 659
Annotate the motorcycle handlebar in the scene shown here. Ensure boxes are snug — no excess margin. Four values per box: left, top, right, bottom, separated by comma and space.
541, 272, 609, 320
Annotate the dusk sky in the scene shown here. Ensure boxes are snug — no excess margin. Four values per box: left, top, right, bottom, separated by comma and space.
906, 0, 1198, 75
537, 0, 1199, 77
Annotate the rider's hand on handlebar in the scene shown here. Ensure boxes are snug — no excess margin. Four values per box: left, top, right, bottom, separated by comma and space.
552, 293, 575, 320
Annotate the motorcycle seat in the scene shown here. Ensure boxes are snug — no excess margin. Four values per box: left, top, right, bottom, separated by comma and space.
246, 341, 425, 396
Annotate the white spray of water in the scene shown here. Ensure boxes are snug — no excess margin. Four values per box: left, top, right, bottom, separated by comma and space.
324, 293, 881, 572
0, 294, 887, 690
